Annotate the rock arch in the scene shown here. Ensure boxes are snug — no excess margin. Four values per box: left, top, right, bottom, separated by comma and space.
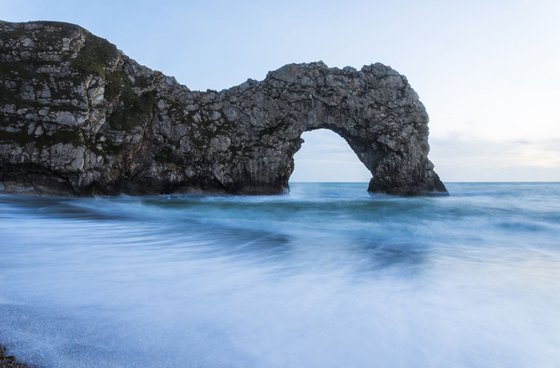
203, 62, 447, 195
0, 21, 446, 196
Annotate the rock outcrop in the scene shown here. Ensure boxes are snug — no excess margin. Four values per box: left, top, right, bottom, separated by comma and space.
0, 20, 447, 195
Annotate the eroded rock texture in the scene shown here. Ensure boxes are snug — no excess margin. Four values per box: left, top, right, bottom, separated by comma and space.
0, 20, 447, 195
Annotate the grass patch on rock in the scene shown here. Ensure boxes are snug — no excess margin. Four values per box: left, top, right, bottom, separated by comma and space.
71, 33, 118, 77
106, 90, 156, 131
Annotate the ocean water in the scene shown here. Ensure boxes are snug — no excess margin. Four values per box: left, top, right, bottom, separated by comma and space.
0, 182, 559, 368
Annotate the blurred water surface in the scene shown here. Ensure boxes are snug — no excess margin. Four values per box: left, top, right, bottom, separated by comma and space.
0, 183, 559, 367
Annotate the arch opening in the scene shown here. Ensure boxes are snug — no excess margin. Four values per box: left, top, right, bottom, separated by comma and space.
289, 129, 372, 184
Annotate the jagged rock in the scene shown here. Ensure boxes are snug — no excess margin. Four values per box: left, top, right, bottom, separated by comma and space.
0, 20, 447, 195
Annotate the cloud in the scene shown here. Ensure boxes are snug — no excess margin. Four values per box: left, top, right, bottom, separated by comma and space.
291, 130, 560, 182
430, 135, 560, 181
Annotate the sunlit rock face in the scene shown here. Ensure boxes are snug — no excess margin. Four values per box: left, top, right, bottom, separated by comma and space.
0, 20, 446, 195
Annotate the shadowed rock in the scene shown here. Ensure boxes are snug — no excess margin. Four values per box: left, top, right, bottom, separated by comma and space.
0, 20, 447, 195
0, 346, 28, 368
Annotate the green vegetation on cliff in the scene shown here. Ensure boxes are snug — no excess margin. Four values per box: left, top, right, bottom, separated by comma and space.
71, 33, 118, 77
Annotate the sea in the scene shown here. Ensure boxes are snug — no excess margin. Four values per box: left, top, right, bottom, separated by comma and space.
0, 182, 559, 368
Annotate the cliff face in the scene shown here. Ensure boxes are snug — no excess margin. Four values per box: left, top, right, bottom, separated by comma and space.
0, 20, 447, 195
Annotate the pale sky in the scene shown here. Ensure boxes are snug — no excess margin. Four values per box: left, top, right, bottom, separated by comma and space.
3, 0, 559, 182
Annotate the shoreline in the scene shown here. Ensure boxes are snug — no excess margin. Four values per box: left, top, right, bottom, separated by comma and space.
0, 346, 28, 368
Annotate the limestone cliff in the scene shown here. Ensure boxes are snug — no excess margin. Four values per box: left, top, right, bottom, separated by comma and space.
0, 20, 447, 195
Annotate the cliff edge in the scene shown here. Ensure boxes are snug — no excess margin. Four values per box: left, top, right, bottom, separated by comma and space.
0, 20, 447, 195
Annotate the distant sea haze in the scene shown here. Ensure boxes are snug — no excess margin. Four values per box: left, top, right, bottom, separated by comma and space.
1, 182, 559, 367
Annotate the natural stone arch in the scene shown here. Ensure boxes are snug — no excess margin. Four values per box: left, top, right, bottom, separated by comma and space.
0, 21, 446, 196
199, 62, 447, 195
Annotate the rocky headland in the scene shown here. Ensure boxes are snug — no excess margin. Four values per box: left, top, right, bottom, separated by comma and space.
0, 20, 447, 195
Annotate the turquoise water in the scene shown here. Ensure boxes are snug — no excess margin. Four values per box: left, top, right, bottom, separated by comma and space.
0, 183, 559, 367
